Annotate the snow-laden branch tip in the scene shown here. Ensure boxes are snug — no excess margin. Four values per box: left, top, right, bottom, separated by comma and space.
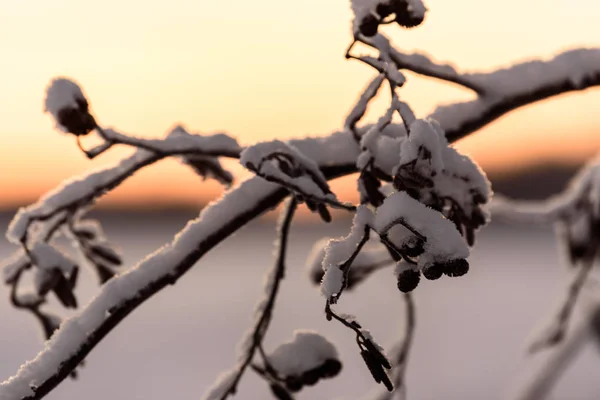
44, 78, 96, 136
435, 48, 600, 142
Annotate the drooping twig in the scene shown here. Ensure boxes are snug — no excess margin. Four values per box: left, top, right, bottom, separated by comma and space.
509, 318, 590, 400
370, 293, 416, 400
201, 197, 297, 400
529, 258, 595, 353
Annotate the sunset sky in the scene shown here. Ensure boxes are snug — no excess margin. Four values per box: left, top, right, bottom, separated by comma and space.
1, 0, 599, 209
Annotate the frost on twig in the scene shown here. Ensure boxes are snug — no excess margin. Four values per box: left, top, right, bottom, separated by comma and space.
241, 140, 355, 221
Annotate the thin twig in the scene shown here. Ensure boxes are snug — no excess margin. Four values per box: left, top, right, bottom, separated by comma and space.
211, 197, 297, 400
510, 319, 590, 400
529, 258, 595, 353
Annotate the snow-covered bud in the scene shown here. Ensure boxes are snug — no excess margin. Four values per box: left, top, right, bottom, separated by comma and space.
268, 331, 341, 392
44, 78, 96, 136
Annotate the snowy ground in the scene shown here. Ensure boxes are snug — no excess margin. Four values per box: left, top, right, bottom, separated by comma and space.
1, 212, 599, 400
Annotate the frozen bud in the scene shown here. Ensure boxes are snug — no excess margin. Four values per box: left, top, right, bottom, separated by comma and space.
44, 78, 96, 135
269, 330, 340, 390
397, 268, 420, 292
422, 263, 444, 280
442, 259, 469, 277
359, 14, 380, 37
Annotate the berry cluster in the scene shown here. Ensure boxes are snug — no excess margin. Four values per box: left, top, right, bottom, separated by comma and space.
397, 259, 469, 293
358, 0, 426, 37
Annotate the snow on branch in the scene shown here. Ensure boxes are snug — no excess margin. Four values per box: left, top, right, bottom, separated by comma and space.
97, 126, 241, 158
3, 7, 600, 396
241, 139, 355, 221
435, 48, 600, 142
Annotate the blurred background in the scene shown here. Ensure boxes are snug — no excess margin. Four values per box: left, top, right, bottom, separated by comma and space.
1, 0, 600, 399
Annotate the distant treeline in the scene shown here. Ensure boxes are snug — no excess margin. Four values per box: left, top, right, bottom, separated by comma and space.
489, 161, 582, 200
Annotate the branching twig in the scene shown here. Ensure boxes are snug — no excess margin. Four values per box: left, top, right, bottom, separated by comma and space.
529, 258, 595, 353
205, 197, 297, 400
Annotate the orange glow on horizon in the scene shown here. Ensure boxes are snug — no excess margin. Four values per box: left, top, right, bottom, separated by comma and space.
1, 0, 599, 209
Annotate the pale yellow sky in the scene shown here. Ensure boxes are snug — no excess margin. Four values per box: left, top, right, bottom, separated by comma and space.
1, 0, 599, 208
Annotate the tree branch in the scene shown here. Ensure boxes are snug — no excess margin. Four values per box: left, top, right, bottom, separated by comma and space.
362, 34, 486, 94
3, 45, 600, 398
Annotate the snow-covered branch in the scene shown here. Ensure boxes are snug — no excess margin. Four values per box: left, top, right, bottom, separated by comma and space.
3, 1, 600, 397
436, 49, 600, 142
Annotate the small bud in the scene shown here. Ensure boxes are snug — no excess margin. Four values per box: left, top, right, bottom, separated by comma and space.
397, 269, 420, 292
44, 78, 96, 136
443, 259, 469, 277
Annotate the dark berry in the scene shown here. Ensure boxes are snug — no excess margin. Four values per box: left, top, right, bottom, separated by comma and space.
57, 102, 96, 136
443, 259, 469, 277
393, 0, 425, 28
321, 359, 342, 378
422, 264, 443, 280
302, 368, 320, 386
397, 269, 420, 292
376, 2, 394, 18
285, 376, 303, 393
359, 14, 379, 37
